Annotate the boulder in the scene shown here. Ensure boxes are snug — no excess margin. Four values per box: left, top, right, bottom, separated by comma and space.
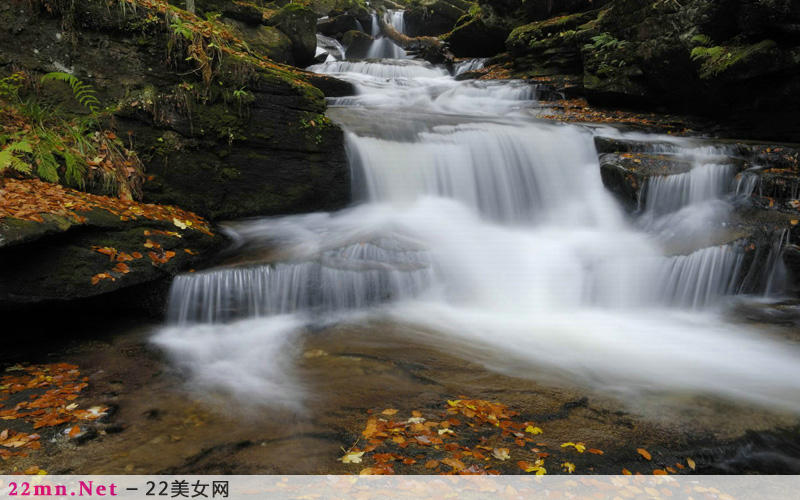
265, 4, 319, 67
0, 180, 223, 313
442, 16, 507, 57
343, 30, 375, 59
222, 18, 294, 64
318, 14, 362, 38
404, 0, 470, 37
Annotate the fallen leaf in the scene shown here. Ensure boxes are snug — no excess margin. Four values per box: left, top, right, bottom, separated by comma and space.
340, 451, 365, 464
424, 460, 439, 469
68, 425, 81, 438
588, 448, 604, 455
622, 468, 632, 475
687, 457, 696, 470
653, 469, 667, 475
441, 457, 466, 471
525, 425, 542, 435
637, 448, 652, 460
381, 409, 398, 416
492, 448, 510, 461
561, 462, 575, 473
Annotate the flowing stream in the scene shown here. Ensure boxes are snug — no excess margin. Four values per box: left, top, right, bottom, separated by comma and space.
154, 14, 800, 413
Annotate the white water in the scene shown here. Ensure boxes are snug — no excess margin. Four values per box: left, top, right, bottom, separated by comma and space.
154, 13, 800, 412
366, 11, 408, 59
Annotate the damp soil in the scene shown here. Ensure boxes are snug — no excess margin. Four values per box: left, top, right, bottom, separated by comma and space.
2, 315, 800, 475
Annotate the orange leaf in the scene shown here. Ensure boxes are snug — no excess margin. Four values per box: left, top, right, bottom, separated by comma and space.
636, 448, 652, 460
68, 425, 81, 438
424, 460, 439, 469
588, 448, 604, 455
653, 469, 667, 475
622, 468, 632, 475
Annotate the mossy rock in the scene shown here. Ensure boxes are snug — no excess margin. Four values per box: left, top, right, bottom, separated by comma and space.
265, 4, 319, 67
222, 18, 294, 64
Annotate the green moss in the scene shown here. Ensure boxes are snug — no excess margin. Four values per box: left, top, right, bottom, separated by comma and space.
690, 40, 777, 79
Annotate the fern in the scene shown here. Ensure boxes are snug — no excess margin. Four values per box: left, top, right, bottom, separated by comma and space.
33, 148, 59, 182
40, 72, 101, 114
0, 140, 33, 175
63, 150, 87, 188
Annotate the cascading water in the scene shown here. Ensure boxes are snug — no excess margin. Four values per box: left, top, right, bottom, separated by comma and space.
365, 11, 407, 59
154, 11, 800, 412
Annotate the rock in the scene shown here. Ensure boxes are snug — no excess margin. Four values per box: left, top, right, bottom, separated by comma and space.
343, 30, 375, 59
404, 0, 469, 37
442, 16, 507, 57
0, 1, 351, 222
317, 14, 362, 38
265, 4, 319, 67
598, 151, 694, 211
0, 191, 223, 313
221, 18, 294, 64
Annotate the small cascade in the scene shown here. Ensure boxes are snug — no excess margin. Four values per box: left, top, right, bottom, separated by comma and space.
654, 244, 746, 309
387, 9, 405, 34
365, 11, 407, 59
346, 122, 612, 223
315, 33, 346, 61
308, 59, 446, 79
454, 58, 487, 76
168, 238, 434, 325
734, 167, 761, 200
642, 163, 737, 215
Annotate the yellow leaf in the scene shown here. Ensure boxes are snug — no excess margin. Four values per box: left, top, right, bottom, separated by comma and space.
561, 442, 586, 453
525, 425, 542, 435
687, 457, 696, 470
492, 448, 510, 461
381, 409, 398, 416
173, 218, 188, 230
561, 462, 575, 473
340, 451, 365, 464
790, 220, 798, 225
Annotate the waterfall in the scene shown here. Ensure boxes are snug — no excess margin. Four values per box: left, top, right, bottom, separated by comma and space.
154, 11, 800, 412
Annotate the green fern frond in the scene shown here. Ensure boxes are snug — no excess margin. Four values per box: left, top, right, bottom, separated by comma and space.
62, 150, 86, 188
0, 140, 33, 175
34, 149, 60, 183
41, 72, 101, 114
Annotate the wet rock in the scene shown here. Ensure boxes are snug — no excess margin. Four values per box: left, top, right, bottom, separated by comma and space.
598, 152, 693, 210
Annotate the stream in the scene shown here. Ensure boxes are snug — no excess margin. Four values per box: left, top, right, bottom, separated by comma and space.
144, 10, 800, 452
153, 12, 800, 415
